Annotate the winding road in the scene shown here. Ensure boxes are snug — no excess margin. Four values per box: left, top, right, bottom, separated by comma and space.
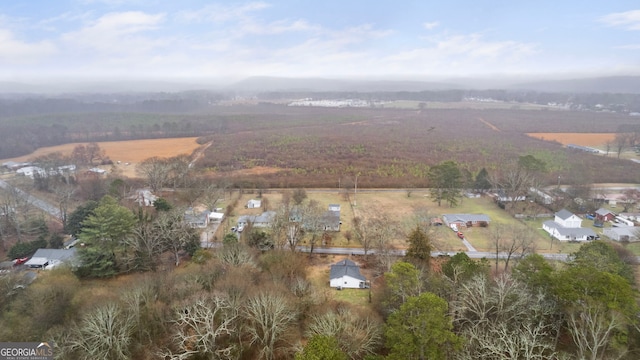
0, 179, 62, 219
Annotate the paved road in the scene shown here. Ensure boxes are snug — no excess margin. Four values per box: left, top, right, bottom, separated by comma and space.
0, 179, 62, 219
298, 246, 573, 262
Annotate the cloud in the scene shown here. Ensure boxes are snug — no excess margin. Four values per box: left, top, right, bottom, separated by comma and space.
177, 2, 270, 23
0, 29, 57, 64
61, 11, 166, 54
378, 33, 537, 75
423, 22, 439, 30
599, 10, 640, 30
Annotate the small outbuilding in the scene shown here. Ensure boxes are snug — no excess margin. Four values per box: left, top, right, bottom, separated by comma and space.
246, 199, 262, 209
329, 259, 368, 289
595, 208, 616, 222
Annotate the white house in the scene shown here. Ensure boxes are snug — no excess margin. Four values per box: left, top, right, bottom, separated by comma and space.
543, 209, 596, 241
554, 209, 582, 228
16, 166, 46, 179
246, 199, 261, 209
542, 221, 597, 242
329, 259, 368, 289
208, 212, 225, 222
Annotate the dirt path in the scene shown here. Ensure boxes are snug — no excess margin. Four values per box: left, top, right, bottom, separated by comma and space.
478, 117, 501, 132
189, 140, 213, 168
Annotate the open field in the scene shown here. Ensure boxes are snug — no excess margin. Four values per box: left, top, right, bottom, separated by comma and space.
527, 132, 617, 146
0, 137, 201, 164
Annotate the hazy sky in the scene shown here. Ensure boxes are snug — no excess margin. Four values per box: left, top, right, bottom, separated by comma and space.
2, 0, 640, 82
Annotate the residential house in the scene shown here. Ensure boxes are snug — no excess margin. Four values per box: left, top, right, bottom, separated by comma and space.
129, 189, 158, 207
237, 211, 276, 228
529, 187, 554, 205
493, 189, 526, 203
246, 199, 262, 209
595, 208, 616, 222
24, 248, 78, 270
542, 209, 596, 242
442, 214, 491, 228
288, 205, 341, 232
321, 207, 341, 232
604, 226, 638, 242
208, 212, 225, 222
329, 259, 368, 289
554, 209, 582, 228
184, 209, 210, 228
16, 166, 46, 179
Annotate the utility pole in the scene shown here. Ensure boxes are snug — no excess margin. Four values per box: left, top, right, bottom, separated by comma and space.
354, 174, 358, 207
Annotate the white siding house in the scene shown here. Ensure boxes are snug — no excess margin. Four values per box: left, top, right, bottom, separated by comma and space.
329, 259, 368, 289
554, 209, 582, 228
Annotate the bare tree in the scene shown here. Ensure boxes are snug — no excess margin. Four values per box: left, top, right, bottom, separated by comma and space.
52, 182, 76, 224
352, 204, 392, 257
491, 224, 535, 273
243, 292, 298, 360
453, 274, 560, 360
136, 157, 170, 192
155, 209, 199, 266
566, 305, 625, 360
66, 303, 136, 360
164, 294, 237, 360
614, 133, 629, 159
306, 305, 382, 359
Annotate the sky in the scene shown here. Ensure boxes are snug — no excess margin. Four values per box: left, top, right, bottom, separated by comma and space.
1, 0, 640, 83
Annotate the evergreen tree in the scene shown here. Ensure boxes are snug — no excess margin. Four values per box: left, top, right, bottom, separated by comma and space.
428, 161, 463, 207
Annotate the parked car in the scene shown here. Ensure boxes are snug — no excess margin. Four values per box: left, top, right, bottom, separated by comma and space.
457, 231, 464, 239
12, 257, 29, 266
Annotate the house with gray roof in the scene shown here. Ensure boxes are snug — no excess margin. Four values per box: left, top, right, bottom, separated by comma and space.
554, 209, 582, 228
543, 209, 596, 241
595, 208, 616, 222
329, 259, 368, 289
442, 214, 491, 228
604, 226, 638, 242
24, 248, 78, 269
237, 211, 276, 228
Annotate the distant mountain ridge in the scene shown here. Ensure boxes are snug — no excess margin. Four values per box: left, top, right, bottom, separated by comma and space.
2, 75, 640, 94
510, 76, 640, 94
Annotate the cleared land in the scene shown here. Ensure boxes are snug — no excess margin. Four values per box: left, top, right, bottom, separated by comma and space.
527, 132, 616, 146
1, 137, 201, 164
1, 137, 202, 177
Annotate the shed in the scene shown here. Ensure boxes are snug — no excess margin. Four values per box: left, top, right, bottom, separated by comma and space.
595, 208, 616, 222
246, 199, 262, 209
329, 259, 368, 289
604, 226, 638, 242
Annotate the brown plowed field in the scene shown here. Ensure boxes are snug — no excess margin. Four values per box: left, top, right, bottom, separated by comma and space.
1, 137, 201, 164
527, 133, 616, 146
